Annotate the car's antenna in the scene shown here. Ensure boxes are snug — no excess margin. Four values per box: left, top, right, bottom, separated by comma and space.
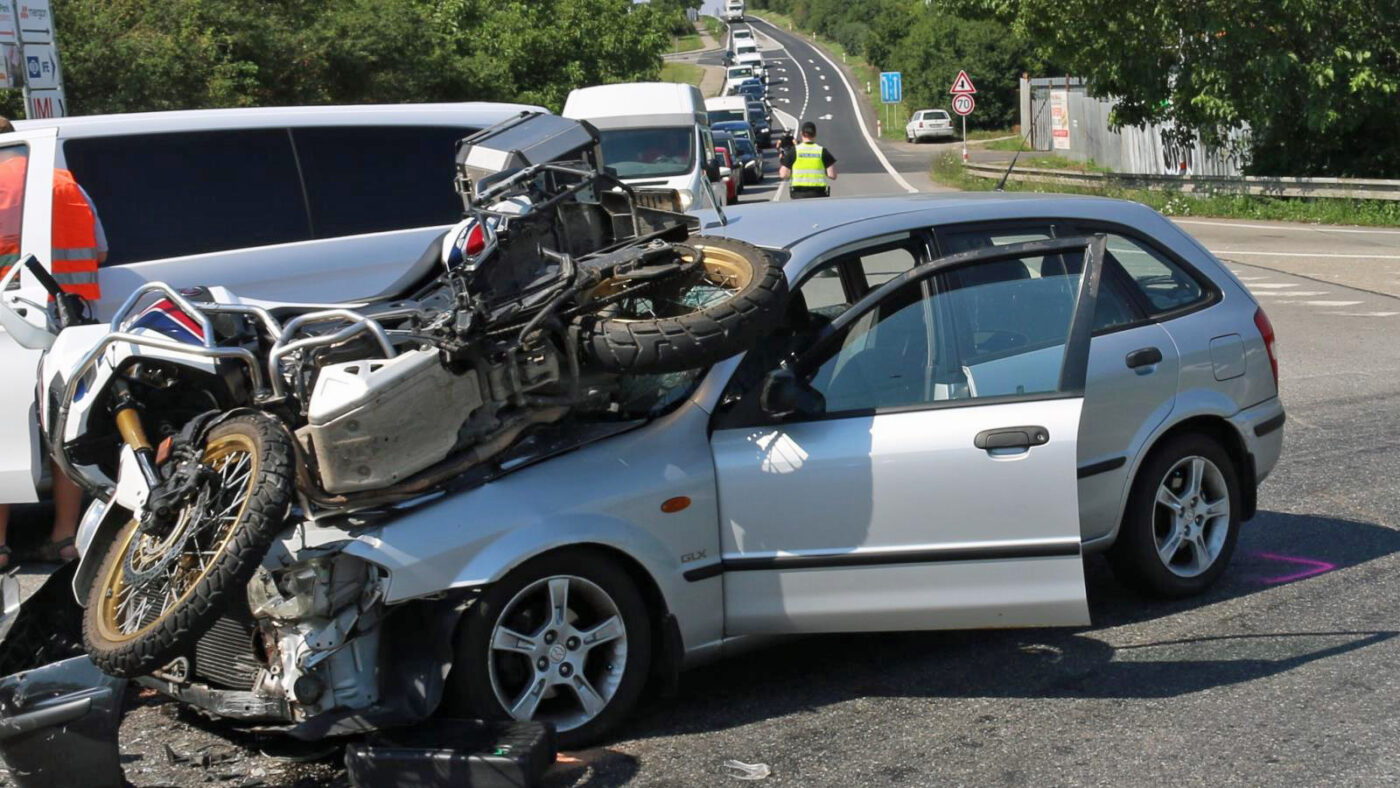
995, 81, 1053, 192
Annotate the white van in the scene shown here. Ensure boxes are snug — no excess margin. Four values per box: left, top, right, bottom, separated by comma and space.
705, 95, 752, 128
562, 82, 721, 214
0, 102, 541, 504
723, 0, 745, 22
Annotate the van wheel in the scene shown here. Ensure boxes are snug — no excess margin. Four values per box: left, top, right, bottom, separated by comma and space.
449, 550, 652, 749
1108, 434, 1242, 598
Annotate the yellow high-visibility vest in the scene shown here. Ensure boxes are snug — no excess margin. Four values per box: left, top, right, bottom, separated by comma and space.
791, 142, 827, 189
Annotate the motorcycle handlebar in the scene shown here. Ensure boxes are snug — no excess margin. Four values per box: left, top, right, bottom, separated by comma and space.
21, 256, 89, 329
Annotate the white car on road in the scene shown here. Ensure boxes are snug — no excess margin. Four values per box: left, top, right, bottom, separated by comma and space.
906, 108, 956, 142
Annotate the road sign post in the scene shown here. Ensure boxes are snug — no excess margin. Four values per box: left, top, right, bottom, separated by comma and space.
949, 70, 977, 163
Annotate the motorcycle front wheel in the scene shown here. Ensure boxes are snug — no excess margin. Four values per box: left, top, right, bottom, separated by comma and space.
574, 235, 787, 374
83, 413, 293, 678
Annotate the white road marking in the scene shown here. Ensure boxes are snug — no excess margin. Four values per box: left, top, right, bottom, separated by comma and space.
820, 74, 826, 80
825, 95, 832, 101
1183, 219, 1400, 236
1305, 300, 1364, 307
1247, 283, 1300, 289
1253, 291, 1329, 297
1331, 311, 1400, 317
1214, 250, 1400, 260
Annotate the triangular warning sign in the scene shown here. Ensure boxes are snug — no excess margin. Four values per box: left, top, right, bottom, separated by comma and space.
949, 70, 977, 94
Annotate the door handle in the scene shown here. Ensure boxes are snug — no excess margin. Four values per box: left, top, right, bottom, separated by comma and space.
974, 426, 1050, 451
1125, 346, 1163, 369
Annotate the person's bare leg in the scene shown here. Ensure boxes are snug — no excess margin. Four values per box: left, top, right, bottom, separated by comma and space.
49, 464, 81, 559
0, 504, 9, 568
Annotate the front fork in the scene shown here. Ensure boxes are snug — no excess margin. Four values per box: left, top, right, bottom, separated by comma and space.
111, 378, 162, 493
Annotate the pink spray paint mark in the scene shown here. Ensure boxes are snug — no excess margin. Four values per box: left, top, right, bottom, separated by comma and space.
1254, 552, 1337, 584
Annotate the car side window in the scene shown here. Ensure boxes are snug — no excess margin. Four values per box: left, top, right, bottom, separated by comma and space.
63, 130, 310, 266
795, 236, 922, 322
805, 250, 1086, 414
1105, 233, 1205, 314
938, 223, 1137, 332
292, 126, 471, 239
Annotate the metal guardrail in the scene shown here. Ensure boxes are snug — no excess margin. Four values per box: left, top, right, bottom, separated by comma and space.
963, 163, 1400, 201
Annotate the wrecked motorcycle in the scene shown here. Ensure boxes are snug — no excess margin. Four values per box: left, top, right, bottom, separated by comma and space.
20, 113, 784, 691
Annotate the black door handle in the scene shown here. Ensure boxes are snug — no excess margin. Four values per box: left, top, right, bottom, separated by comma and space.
974, 425, 1050, 451
1125, 346, 1163, 369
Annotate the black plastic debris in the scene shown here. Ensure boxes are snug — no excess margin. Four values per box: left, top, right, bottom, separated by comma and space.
0, 656, 127, 788
344, 719, 556, 788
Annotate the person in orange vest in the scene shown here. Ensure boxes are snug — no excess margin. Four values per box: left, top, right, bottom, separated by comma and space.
0, 116, 106, 566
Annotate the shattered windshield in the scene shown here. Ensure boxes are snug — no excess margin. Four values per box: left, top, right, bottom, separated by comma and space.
599, 127, 696, 179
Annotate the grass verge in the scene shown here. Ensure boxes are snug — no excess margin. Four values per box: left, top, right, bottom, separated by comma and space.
931, 152, 1400, 226
659, 61, 705, 88
702, 15, 725, 41
672, 33, 703, 53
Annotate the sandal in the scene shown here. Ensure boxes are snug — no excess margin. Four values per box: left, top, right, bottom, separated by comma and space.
36, 536, 77, 563
0, 545, 10, 570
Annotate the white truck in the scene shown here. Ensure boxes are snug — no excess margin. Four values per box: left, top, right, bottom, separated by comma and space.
0, 102, 541, 505
723, 0, 745, 22
562, 82, 723, 213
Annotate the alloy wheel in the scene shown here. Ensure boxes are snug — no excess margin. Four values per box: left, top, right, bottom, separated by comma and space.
487, 574, 628, 734
1152, 455, 1231, 578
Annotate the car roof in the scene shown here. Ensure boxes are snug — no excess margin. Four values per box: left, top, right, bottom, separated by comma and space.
712, 121, 749, 129
696, 192, 1170, 251
10, 102, 544, 139
563, 82, 703, 120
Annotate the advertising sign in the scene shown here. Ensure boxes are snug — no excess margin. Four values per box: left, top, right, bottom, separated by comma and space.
1050, 89, 1070, 150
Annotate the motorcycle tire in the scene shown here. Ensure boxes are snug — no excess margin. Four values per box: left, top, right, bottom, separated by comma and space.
83, 413, 294, 678
575, 235, 787, 374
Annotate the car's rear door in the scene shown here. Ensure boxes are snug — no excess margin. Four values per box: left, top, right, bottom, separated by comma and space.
710, 238, 1104, 634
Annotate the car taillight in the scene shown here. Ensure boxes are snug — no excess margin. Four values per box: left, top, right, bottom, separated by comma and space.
1254, 307, 1278, 389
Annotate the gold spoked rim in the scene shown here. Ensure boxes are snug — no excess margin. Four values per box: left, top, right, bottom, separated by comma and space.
587, 244, 754, 321
94, 433, 258, 643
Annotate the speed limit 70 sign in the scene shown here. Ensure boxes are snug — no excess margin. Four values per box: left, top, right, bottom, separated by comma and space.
952, 93, 975, 116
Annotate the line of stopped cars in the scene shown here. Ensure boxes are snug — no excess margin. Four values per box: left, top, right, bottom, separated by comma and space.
0, 104, 1283, 747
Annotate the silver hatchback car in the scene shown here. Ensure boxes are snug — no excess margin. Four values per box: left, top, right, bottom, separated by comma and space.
105, 193, 1283, 746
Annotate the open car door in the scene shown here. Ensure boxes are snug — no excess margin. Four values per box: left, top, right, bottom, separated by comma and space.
710, 236, 1105, 634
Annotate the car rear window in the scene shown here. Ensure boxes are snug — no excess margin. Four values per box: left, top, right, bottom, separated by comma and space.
291, 125, 469, 239
1104, 233, 1206, 314
64, 130, 310, 266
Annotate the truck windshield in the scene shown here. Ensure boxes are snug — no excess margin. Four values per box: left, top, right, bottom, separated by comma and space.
598, 127, 695, 179
728, 67, 753, 79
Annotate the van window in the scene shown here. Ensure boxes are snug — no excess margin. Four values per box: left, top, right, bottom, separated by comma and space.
292, 126, 469, 238
708, 110, 747, 125
598, 127, 696, 179
64, 130, 309, 266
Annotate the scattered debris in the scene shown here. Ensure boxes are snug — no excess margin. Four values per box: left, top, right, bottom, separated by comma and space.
724, 759, 771, 780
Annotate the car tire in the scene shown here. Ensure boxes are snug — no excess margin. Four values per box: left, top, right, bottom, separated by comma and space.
906, 135, 914, 143
448, 549, 653, 749
1107, 434, 1242, 598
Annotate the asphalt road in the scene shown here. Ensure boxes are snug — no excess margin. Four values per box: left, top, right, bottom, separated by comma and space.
707, 17, 922, 203
11, 17, 1400, 788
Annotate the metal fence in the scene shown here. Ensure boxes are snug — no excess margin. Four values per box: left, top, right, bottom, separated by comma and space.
1019, 77, 1248, 176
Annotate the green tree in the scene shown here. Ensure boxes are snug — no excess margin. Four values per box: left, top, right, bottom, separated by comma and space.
44, 0, 672, 117
955, 0, 1400, 176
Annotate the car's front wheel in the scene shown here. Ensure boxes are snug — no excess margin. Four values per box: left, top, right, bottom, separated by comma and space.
448, 550, 652, 748
1108, 434, 1242, 598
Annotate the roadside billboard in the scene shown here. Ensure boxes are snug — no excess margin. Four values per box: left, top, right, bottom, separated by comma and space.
1050, 89, 1070, 150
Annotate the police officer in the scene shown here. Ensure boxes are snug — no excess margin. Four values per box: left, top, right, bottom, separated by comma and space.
778, 121, 837, 199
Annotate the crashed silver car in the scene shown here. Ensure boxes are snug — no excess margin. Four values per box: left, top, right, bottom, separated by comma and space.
57, 179, 1281, 744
